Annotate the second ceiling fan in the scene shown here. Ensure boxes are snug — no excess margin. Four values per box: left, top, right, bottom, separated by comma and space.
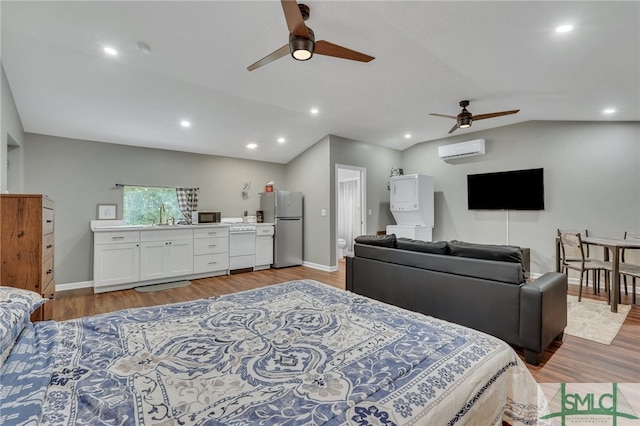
247, 0, 375, 71
430, 100, 520, 134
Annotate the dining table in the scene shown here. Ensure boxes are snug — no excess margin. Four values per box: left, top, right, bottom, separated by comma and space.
556, 235, 640, 313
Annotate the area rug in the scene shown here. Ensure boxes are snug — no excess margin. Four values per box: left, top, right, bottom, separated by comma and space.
565, 295, 631, 344
134, 280, 191, 293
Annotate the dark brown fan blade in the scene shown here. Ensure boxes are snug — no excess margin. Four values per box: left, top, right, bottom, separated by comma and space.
281, 0, 310, 38
429, 113, 457, 120
448, 123, 459, 134
314, 40, 374, 62
472, 109, 519, 121
247, 44, 290, 71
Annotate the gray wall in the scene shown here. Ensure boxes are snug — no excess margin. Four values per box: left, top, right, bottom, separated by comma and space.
24, 133, 286, 284
1, 64, 25, 193
329, 135, 402, 265
285, 136, 331, 268
402, 121, 640, 275
284, 134, 403, 269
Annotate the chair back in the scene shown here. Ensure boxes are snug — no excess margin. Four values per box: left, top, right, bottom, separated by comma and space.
558, 229, 589, 256
559, 231, 586, 264
622, 231, 640, 262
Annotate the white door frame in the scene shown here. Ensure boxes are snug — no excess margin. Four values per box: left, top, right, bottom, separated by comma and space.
335, 164, 367, 262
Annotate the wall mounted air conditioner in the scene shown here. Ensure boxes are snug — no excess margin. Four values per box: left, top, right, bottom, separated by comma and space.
438, 139, 485, 160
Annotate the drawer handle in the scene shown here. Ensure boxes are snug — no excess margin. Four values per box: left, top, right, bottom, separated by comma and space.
208, 232, 218, 235
46, 220, 53, 223
46, 244, 53, 249
208, 261, 218, 265
46, 269, 53, 275
112, 236, 125, 240
208, 244, 217, 247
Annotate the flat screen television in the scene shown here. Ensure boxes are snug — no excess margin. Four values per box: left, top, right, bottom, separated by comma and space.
467, 168, 544, 210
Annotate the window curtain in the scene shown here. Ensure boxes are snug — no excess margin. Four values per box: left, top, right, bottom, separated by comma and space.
338, 179, 359, 253
176, 187, 199, 223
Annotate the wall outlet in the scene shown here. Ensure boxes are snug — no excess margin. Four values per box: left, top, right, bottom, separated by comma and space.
321, 208, 326, 216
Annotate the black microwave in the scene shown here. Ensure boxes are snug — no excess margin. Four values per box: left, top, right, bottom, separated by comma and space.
191, 211, 221, 224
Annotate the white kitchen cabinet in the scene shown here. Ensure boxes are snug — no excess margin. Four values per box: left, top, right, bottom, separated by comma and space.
93, 231, 140, 291
254, 224, 274, 270
140, 229, 194, 281
194, 227, 229, 274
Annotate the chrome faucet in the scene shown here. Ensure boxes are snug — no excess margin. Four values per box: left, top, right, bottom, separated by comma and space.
159, 204, 165, 224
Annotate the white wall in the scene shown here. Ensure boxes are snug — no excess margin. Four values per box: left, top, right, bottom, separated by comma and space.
402, 120, 640, 275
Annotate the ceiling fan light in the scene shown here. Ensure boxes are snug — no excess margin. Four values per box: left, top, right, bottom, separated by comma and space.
290, 37, 314, 61
458, 116, 472, 128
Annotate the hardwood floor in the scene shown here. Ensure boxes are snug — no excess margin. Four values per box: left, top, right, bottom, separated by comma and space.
54, 261, 639, 383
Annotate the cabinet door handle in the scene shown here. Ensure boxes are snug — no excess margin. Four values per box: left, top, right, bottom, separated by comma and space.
46, 269, 53, 275
46, 220, 53, 223
46, 244, 53, 249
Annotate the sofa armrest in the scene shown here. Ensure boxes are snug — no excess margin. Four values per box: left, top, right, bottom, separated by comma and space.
519, 272, 568, 364
345, 256, 354, 292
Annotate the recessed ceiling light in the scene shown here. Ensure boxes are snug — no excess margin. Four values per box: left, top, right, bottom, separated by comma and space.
603, 108, 616, 114
246, 142, 258, 149
180, 120, 191, 128
277, 137, 285, 143
556, 24, 573, 33
404, 133, 411, 139
104, 46, 118, 56
310, 108, 319, 115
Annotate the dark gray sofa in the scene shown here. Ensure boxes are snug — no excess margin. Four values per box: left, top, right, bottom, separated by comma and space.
345, 235, 567, 365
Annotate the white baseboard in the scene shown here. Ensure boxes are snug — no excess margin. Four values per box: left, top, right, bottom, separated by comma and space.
302, 261, 338, 272
56, 281, 94, 291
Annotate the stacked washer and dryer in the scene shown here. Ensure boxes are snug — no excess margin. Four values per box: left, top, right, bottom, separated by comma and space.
386, 174, 435, 241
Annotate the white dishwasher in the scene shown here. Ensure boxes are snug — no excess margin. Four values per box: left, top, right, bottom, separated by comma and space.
228, 225, 256, 270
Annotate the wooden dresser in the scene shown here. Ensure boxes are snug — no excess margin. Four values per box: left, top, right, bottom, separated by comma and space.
0, 194, 55, 321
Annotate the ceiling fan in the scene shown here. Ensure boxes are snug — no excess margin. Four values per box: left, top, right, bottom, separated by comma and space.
430, 100, 520, 134
247, 0, 375, 71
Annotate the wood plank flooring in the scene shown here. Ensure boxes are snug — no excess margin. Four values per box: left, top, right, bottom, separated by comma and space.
54, 261, 639, 384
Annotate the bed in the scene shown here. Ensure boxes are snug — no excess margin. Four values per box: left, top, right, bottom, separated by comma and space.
1, 280, 546, 425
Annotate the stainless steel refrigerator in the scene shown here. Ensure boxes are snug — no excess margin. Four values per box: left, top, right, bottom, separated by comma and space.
260, 191, 303, 268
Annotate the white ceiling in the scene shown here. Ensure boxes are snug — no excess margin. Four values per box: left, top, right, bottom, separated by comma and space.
2, 1, 638, 164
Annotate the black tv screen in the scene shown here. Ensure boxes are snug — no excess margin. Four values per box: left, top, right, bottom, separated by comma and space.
467, 168, 544, 210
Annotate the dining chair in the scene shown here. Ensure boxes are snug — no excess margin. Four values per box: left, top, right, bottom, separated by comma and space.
558, 231, 612, 302
619, 231, 640, 305
557, 229, 599, 291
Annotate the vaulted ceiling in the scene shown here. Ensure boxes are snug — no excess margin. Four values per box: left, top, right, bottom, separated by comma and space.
2, 1, 638, 164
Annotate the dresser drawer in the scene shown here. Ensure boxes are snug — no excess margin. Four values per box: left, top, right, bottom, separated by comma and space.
42, 233, 55, 260
41, 256, 55, 291
194, 227, 229, 239
42, 207, 55, 235
95, 231, 140, 245
42, 278, 56, 300
194, 237, 228, 255
194, 253, 229, 274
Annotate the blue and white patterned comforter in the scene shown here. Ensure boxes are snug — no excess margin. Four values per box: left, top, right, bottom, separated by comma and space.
4, 280, 545, 425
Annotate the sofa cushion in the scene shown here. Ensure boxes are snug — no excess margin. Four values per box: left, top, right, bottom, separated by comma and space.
448, 240, 523, 265
397, 238, 449, 254
354, 234, 397, 248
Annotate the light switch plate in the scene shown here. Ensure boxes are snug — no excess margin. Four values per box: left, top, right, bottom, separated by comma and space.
321, 208, 326, 216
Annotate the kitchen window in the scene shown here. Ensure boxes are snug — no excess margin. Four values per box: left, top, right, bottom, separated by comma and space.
122, 186, 183, 225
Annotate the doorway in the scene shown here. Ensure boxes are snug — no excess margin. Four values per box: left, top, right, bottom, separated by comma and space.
335, 164, 366, 262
